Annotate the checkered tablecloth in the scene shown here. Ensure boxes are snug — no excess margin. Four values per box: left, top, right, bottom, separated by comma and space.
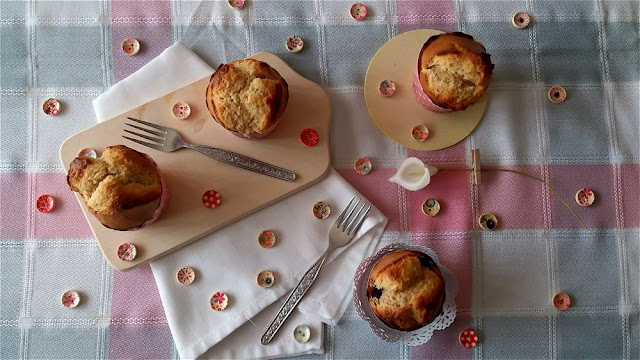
1, 0, 639, 359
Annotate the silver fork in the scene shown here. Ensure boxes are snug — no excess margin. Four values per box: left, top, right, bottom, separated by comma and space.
122, 117, 296, 182
261, 197, 371, 345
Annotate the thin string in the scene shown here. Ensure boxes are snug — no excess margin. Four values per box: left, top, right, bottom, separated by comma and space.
439, 168, 588, 229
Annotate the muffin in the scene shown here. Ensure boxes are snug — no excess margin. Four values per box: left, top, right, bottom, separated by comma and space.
415, 32, 493, 111
67, 145, 168, 231
367, 250, 445, 331
205, 59, 289, 138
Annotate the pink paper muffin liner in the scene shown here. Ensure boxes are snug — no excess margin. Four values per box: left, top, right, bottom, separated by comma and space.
126, 153, 170, 231
412, 69, 453, 113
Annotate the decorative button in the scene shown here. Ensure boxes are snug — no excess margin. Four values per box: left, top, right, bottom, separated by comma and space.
202, 190, 221, 209
354, 157, 372, 175
258, 230, 276, 248
286, 36, 304, 53
121, 38, 140, 56
228, 0, 245, 9
411, 125, 430, 142
459, 329, 479, 348
42, 98, 61, 116
512, 12, 531, 28
548, 86, 567, 103
36, 195, 56, 213
552, 292, 571, 311
478, 213, 498, 230
172, 102, 191, 120
210, 291, 229, 311
378, 80, 396, 97
294, 325, 311, 343
176, 267, 196, 285
422, 198, 440, 217
61, 290, 80, 309
350, 3, 367, 20
313, 201, 331, 220
257, 270, 275, 288
300, 128, 319, 147
575, 188, 595, 207
117, 243, 137, 262
78, 148, 97, 158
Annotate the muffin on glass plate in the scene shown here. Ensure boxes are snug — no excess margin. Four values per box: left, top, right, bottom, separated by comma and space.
205, 58, 289, 138
367, 250, 446, 331
413, 32, 494, 112
67, 145, 169, 231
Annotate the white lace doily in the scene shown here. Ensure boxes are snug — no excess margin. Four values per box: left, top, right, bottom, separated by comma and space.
352, 243, 459, 346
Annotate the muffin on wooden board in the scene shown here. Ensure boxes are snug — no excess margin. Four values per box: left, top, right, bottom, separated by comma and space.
67, 145, 168, 231
367, 250, 445, 331
417, 32, 493, 111
205, 58, 289, 138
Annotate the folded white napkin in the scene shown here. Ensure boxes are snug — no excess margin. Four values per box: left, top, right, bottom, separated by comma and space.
93, 42, 388, 359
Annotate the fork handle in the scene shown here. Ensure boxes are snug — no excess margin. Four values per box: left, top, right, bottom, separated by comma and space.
188, 145, 296, 182
261, 253, 327, 345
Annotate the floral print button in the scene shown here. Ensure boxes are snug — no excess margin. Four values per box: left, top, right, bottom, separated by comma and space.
122, 38, 140, 56
548, 86, 567, 103
257, 270, 275, 288
202, 190, 222, 209
42, 98, 61, 116
552, 292, 571, 311
210, 291, 229, 311
172, 102, 191, 120
294, 325, 311, 343
512, 12, 531, 28
313, 201, 331, 219
354, 157, 372, 175
117, 243, 137, 262
228, 0, 245, 9
36, 194, 56, 213
478, 213, 498, 230
177, 267, 196, 285
300, 128, 319, 147
286, 36, 304, 53
379, 80, 396, 97
459, 329, 478, 348
350, 3, 367, 20
258, 230, 276, 248
61, 290, 80, 308
422, 198, 440, 217
575, 188, 595, 207
411, 125, 430, 142
78, 148, 97, 158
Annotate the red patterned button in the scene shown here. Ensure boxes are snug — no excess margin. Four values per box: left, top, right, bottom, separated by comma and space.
411, 124, 430, 142
575, 188, 595, 207
177, 267, 196, 285
42, 98, 61, 116
379, 80, 396, 97
121, 38, 140, 56
78, 148, 97, 158
36, 195, 55, 213
228, 0, 244, 9
117, 243, 137, 262
354, 157, 372, 175
350, 3, 367, 20
258, 230, 276, 248
202, 190, 221, 209
210, 291, 229, 311
257, 270, 275, 288
553, 292, 571, 311
286, 36, 304, 53
300, 128, 319, 147
172, 102, 191, 120
61, 290, 80, 309
313, 201, 331, 219
512, 12, 531, 29
459, 329, 479, 348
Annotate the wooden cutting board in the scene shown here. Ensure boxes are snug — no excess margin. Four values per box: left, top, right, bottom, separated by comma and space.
59, 52, 331, 271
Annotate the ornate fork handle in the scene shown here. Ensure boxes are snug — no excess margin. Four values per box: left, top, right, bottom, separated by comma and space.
261, 254, 327, 345
189, 145, 296, 182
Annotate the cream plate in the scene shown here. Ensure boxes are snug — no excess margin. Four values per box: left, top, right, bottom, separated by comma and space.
364, 29, 488, 151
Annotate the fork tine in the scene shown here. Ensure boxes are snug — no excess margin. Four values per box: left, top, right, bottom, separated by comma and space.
122, 136, 165, 151
349, 206, 371, 236
123, 129, 164, 144
125, 123, 165, 138
336, 197, 355, 227
345, 203, 366, 234
339, 199, 360, 230
127, 117, 168, 132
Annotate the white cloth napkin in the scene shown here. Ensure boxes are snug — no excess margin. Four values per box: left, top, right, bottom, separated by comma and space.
93, 42, 388, 359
